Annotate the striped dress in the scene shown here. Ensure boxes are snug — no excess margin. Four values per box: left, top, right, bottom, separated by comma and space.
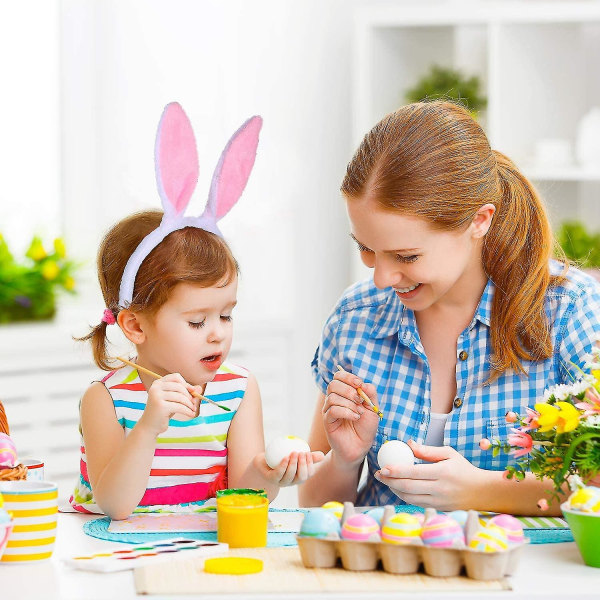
70, 361, 248, 514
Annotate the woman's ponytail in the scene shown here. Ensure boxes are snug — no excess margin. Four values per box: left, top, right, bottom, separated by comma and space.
483, 150, 566, 377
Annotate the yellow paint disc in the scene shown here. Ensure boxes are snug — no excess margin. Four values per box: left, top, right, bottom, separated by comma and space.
204, 557, 263, 575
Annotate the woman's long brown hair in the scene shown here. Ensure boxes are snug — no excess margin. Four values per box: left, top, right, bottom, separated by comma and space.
341, 101, 565, 379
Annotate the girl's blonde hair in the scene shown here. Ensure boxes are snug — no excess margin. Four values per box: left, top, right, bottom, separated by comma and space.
341, 101, 565, 379
79, 210, 238, 370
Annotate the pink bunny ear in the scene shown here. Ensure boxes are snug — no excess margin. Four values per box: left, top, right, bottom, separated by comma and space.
155, 102, 199, 220
205, 116, 262, 221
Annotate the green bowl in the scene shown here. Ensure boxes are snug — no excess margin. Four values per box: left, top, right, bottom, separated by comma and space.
562, 503, 600, 568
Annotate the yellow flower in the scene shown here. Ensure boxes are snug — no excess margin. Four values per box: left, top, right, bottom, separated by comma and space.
64, 276, 75, 291
26, 237, 46, 262
41, 260, 59, 280
53, 238, 66, 259
534, 403, 559, 432
555, 401, 581, 433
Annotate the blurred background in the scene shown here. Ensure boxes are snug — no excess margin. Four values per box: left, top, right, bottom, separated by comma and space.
1, 0, 599, 505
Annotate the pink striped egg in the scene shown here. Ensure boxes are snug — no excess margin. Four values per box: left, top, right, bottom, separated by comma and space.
489, 514, 525, 544
341, 514, 380, 541
0, 434, 17, 468
421, 514, 464, 547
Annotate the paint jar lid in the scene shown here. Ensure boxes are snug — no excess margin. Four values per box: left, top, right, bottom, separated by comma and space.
204, 557, 263, 575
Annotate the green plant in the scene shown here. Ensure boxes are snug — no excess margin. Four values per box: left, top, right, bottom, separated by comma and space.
0, 234, 78, 323
405, 64, 487, 116
557, 221, 600, 269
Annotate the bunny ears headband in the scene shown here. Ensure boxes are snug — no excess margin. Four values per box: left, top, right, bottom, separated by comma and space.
117, 102, 262, 309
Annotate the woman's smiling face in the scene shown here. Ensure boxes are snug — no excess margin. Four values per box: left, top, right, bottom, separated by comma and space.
346, 196, 492, 312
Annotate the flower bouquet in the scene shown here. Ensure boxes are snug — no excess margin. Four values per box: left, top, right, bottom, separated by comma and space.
480, 340, 600, 566
0, 234, 77, 323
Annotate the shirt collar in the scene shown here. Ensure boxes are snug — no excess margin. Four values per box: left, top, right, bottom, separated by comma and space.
371, 278, 494, 340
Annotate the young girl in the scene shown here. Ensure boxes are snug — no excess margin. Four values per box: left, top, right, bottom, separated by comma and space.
70, 104, 322, 519
299, 101, 600, 516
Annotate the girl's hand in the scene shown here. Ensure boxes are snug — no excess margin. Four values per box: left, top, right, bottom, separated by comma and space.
373, 440, 486, 511
137, 373, 200, 437
252, 451, 325, 487
322, 371, 379, 467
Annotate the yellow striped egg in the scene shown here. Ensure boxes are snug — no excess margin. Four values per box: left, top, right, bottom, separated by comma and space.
321, 501, 344, 520
468, 523, 508, 552
568, 486, 600, 513
382, 513, 422, 545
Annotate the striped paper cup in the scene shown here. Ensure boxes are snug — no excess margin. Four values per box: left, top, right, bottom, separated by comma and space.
0, 481, 58, 563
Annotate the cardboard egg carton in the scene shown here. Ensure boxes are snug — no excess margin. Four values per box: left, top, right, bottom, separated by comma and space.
296, 504, 527, 581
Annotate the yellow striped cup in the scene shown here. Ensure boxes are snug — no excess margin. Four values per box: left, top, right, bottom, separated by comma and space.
0, 481, 58, 563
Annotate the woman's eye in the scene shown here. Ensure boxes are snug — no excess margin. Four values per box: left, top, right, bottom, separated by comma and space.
221, 315, 233, 322
395, 255, 419, 263
188, 319, 206, 329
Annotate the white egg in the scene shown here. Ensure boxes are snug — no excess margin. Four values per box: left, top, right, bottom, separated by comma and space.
265, 436, 311, 469
377, 440, 415, 469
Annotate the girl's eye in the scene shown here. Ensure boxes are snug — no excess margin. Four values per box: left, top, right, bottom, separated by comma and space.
395, 255, 419, 263
356, 242, 373, 253
221, 315, 233, 322
188, 319, 206, 329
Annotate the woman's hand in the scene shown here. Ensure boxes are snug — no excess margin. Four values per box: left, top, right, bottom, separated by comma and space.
138, 373, 200, 437
322, 371, 379, 467
373, 440, 487, 511
252, 451, 325, 487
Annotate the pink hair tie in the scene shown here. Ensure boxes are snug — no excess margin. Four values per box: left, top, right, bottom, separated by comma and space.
102, 308, 116, 325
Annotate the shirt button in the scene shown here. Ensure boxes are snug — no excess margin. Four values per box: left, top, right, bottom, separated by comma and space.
459, 351, 468, 361
453, 397, 463, 408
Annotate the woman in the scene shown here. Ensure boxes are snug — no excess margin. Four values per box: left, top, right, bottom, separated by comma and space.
299, 101, 600, 515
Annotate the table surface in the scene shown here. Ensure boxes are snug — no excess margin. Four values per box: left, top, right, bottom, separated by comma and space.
0, 513, 598, 600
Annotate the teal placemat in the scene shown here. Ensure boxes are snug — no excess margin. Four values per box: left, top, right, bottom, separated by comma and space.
83, 505, 573, 546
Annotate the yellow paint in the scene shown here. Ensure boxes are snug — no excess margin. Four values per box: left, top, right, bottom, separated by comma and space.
217, 494, 268, 548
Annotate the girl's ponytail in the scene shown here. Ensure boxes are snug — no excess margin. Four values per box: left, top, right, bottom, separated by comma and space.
76, 320, 113, 372
483, 150, 566, 376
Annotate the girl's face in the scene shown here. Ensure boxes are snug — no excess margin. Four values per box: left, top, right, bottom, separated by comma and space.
346, 197, 492, 312
136, 278, 237, 385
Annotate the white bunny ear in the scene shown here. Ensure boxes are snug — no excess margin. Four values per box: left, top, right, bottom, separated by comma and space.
203, 116, 262, 223
155, 102, 199, 220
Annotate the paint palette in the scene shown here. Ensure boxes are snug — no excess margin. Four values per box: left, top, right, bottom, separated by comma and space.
64, 538, 228, 572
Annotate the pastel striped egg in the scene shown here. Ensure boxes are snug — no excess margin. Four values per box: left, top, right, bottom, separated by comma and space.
468, 524, 508, 552
421, 514, 464, 547
489, 514, 525, 544
382, 513, 422, 545
341, 514, 380, 541
321, 501, 344, 520
365, 507, 385, 525
0, 434, 17, 468
299, 509, 341, 538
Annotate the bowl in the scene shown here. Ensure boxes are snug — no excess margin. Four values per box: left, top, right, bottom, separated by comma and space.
561, 503, 600, 568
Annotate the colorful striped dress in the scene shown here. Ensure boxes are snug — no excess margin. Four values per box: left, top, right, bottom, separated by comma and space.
70, 361, 248, 514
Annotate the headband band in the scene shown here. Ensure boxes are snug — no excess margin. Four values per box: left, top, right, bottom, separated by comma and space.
117, 102, 262, 308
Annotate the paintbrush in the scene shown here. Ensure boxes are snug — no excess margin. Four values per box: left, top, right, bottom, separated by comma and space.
336, 364, 383, 419
116, 356, 231, 412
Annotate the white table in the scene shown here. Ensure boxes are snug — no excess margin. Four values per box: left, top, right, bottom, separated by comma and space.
0, 513, 598, 600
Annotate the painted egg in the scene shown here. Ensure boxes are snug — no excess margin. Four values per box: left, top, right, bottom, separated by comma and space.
321, 501, 344, 520
364, 507, 385, 525
421, 514, 464, 547
489, 514, 525, 544
0, 508, 10, 525
377, 440, 414, 469
468, 523, 508, 552
568, 486, 600, 513
265, 436, 310, 469
0, 433, 17, 468
299, 509, 341, 538
447, 510, 468, 528
382, 513, 422, 545
341, 514, 380, 541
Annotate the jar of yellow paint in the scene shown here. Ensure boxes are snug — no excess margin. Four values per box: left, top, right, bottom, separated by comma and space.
216, 491, 268, 548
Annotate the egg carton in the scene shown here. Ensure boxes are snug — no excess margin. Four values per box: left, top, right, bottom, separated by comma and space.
296, 505, 527, 581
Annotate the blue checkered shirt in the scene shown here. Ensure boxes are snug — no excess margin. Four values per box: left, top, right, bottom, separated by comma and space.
311, 261, 600, 506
